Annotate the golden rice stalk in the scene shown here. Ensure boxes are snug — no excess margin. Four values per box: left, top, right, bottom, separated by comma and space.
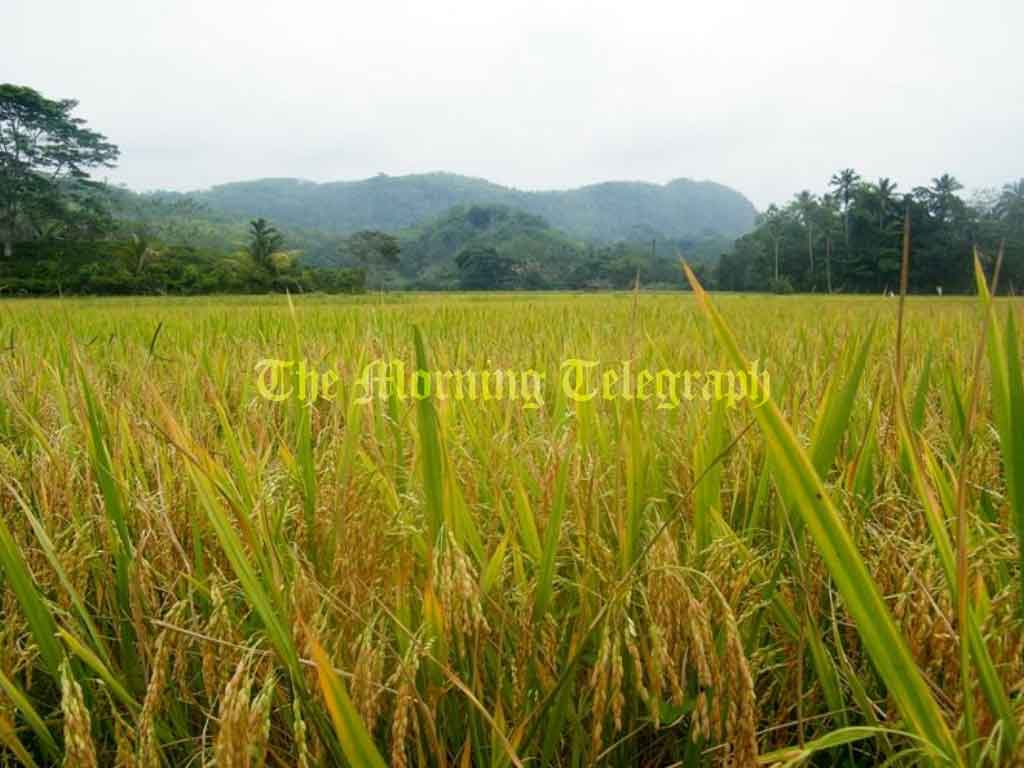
60, 661, 97, 768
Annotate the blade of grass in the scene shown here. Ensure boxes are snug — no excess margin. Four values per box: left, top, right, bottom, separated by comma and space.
307, 635, 388, 768
533, 454, 570, 621
5, 481, 114, 672
413, 326, 445, 543
0, 668, 59, 760
0, 713, 38, 768
0, 511, 62, 679
810, 325, 875, 476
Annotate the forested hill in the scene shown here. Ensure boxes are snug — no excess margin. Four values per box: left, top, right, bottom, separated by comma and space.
184, 173, 757, 241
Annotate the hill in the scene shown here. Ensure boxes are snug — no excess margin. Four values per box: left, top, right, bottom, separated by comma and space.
391, 204, 585, 289
331, 203, 713, 290
186, 173, 757, 242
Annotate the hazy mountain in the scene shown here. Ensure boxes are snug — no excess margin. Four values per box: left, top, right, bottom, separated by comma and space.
187, 173, 757, 242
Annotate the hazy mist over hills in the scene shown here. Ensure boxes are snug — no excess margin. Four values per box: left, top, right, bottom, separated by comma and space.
184, 173, 758, 242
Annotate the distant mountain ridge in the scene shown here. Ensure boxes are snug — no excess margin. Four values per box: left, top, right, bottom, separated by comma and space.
186, 172, 757, 242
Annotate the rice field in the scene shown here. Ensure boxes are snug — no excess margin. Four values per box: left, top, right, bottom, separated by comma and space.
0, 274, 1022, 766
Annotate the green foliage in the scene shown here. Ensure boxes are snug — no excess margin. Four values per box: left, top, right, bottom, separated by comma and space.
399, 205, 573, 289
687, 263, 963, 764
0, 84, 120, 258
246, 217, 284, 270
0, 238, 365, 295
396, 204, 714, 290
719, 171, 1024, 293
455, 244, 519, 289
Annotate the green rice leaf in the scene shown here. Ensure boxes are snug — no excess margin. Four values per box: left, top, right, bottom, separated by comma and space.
683, 261, 962, 767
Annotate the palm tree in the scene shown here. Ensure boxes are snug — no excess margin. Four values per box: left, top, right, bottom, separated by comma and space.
928, 174, 963, 224
247, 218, 283, 271
794, 191, 817, 279
829, 168, 861, 249
858, 178, 902, 294
913, 174, 965, 271
875, 177, 898, 231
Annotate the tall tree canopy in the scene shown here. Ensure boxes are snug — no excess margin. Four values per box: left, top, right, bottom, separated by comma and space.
0, 84, 119, 257
719, 170, 1024, 294
455, 244, 519, 290
829, 168, 861, 248
246, 217, 284, 269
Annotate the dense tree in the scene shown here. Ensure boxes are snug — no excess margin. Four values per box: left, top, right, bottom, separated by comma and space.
719, 170, 1023, 294
874, 177, 898, 231
393, 204, 702, 290
455, 244, 519, 289
0, 84, 119, 258
246, 218, 284, 270
919, 174, 965, 224
0, 235, 366, 295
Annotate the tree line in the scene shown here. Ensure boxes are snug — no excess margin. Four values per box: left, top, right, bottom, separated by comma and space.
718, 169, 1024, 293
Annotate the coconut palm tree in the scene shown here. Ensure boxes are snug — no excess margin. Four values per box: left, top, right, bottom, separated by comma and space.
875, 177, 898, 231
247, 218, 284, 271
829, 168, 861, 249
927, 174, 964, 224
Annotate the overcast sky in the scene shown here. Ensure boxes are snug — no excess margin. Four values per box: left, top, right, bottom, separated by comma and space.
8, 0, 1023, 209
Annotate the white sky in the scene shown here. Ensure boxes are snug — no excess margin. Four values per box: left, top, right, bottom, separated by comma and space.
7, 0, 1023, 209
